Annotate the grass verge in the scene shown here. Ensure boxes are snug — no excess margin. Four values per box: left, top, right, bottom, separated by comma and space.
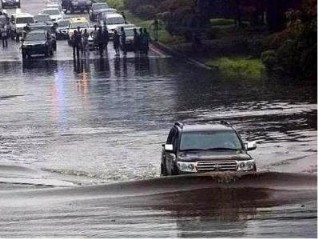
206, 56, 265, 78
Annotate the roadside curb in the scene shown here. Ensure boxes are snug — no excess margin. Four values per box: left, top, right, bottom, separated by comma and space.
151, 41, 216, 71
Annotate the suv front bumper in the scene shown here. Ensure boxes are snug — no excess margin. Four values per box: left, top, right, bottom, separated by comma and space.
177, 160, 256, 173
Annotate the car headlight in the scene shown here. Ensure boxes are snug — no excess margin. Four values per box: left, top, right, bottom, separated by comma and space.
237, 160, 255, 171
177, 162, 197, 173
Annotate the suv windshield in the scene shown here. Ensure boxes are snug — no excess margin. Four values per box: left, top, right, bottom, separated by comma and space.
34, 15, 51, 22
180, 130, 243, 151
93, 3, 108, 10
25, 32, 46, 41
42, 9, 61, 15
16, 17, 34, 24
107, 17, 124, 25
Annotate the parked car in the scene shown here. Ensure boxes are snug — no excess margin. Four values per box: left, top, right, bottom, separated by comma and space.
96, 8, 117, 24
41, 8, 64, 22
46, 2, 63, 12
161, 122, 257, 176
21, 29, 54, 59
34, 14, 53, 26
1, 0, 20, 9
28, 22, 57, 50
55, 18, 69, 40
10, 12, 34, 41
101, 13, 126, 39
62, 0, 92, 14
89, 2, 109, 21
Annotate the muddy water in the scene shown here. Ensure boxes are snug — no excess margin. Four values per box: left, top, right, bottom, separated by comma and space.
0, 42, 317, 237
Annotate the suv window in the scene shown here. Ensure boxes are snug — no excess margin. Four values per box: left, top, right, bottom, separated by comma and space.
179, 130, 243, 151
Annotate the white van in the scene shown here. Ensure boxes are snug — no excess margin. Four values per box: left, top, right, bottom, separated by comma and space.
10, 12, 34, 40
101, 13, 126, 38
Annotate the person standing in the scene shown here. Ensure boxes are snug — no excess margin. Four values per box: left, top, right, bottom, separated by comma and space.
72, 30, 81, 58
113, 30, 120, 56
102, 26, 109, 54
96, 26, 104, 57
142, 28, 150, 55
0, 24, 8, 48
82, 29, 89, 54
120, 27, 126, 56
152, 17, 159, 41
133, 28, 140, 55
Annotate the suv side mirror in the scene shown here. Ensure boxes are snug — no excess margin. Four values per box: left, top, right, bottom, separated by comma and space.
245, 141, 257, 151
164, 144, 173, 152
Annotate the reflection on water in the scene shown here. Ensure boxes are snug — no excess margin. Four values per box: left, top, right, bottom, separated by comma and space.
0, 56, 316, 182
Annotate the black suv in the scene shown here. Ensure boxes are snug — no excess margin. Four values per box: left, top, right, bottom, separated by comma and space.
161, 122, 257, 176
21, 29, 54, 59
62, 0, 92, 13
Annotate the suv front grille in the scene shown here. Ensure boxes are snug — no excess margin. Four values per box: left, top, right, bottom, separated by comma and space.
197, 161, 238, 172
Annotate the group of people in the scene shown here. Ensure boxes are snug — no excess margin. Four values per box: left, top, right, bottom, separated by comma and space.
71, 24, 151, 58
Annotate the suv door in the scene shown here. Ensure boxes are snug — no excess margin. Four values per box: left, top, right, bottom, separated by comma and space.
163, 127, 178, 175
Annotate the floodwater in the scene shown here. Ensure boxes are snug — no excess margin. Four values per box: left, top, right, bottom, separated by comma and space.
0, 0, 317, 237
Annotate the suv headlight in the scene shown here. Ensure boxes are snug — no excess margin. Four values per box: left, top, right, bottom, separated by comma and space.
237, 160, 255, 171
177, 162, 197, 173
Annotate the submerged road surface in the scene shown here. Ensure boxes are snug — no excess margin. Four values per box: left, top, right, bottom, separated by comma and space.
0, 0, 317, 237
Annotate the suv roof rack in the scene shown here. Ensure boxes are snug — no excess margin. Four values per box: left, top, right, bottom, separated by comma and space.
174, 122, 183, 128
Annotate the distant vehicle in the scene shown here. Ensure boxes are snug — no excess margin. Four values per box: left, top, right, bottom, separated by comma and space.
10, 12, 34, 41
67, 17, 91, 45
41, 8, 64, 22
117, 25, 139, 51
89, 2, 109, 21
55, 18, 69, 40
101, 13, 126, 39
161, 122, 257, 176
62, 0, 92, 14
46, 2, 63, 13
96, 8, 117, 24
34, 14, 53, 26
1, 0, 20, 9
21, 29, 54, 59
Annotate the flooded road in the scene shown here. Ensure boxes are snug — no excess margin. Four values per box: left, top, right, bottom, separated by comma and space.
0, 0, 317, 237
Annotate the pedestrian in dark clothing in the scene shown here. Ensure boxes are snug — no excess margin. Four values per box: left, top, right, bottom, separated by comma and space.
113, 30, 120, 56
82, 29, 89, 54
96, 26, 104, 57
142, 28, 150, 55
133, 28, 140, 54
152, 17, 159, 41
121, 11, 127, 24
72, 30, 81, 58
120, 27, 126, 56
1, 24, 8, 48
102, 26, 109, 53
